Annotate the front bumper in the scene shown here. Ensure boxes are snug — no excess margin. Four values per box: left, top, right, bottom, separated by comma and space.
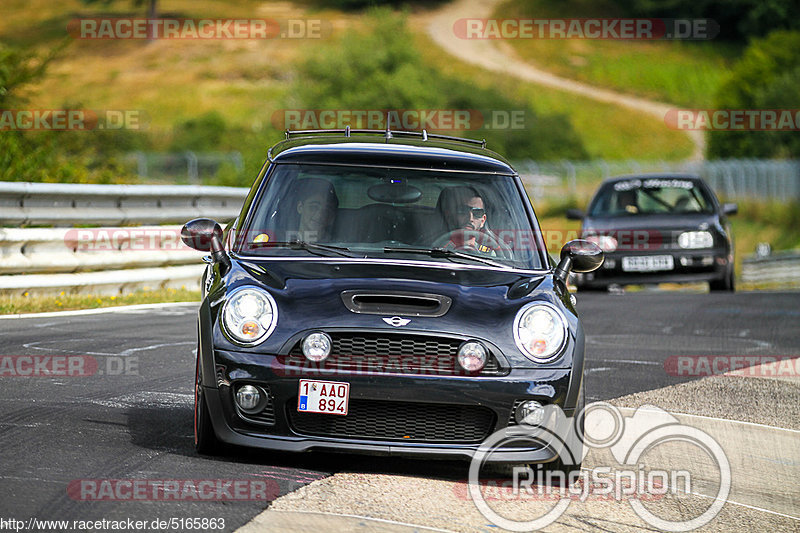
576, 249, 729, 288
203, 349, 579, 463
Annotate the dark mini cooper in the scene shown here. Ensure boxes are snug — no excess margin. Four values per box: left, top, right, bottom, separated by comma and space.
567, 174, 736, 292
181, 129, 602, 466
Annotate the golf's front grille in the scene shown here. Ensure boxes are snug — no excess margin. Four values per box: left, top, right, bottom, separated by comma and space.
288, 399, 496, 443
282, 332, 503, 376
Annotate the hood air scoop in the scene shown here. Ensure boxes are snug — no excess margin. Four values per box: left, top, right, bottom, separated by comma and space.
340, 290, 452, 317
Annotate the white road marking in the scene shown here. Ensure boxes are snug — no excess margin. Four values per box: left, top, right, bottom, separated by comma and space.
586, 367, 612, 374
596, 359, 661, 366
618, 406, 800, 434
579, 466, 800, 522
120, 342, 195, 356
0, 301, 197, 320
254, 510, 458, 533
92, 391, 193, 409
686, 489, 800, 521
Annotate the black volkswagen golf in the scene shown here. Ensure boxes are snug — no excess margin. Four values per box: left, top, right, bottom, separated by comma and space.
181, 130, 602, 466
568, 174, 737, 292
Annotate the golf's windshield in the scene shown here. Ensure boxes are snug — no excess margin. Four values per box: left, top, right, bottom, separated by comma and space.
588, 178, 714, 217
237, 164, 544, 270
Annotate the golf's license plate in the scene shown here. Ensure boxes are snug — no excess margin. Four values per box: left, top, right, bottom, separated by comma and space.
622, 255, 674, 272
298, 380, 349, 415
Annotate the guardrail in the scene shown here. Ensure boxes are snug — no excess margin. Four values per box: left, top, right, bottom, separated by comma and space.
514, 158, 800, 201
741, 250, 800, 286
1, 180, 797, 296
0, 182, 248, 295
0, 181, 248, 226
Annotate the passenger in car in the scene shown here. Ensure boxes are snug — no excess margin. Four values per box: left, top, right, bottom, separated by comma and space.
616, 189, 639, 214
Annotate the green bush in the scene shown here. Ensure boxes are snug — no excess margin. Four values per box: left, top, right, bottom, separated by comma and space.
292, 8, 587, 160
300, 0, 450, 11
169, 111, 227, 152
0, 42, 144, 183
615, 0, 800, 41
708, 31, 800, 159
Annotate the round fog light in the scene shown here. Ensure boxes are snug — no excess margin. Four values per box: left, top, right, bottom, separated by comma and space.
235, 385, 261, 412
458, 341, 487, 372
302, 332, 332, 362
515, 400, 545, 426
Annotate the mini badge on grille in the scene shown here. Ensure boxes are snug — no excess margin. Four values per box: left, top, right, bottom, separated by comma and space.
383, 316, 411, 327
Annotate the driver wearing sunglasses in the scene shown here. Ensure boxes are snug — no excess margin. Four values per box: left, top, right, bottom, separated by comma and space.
441, 188, 501, 255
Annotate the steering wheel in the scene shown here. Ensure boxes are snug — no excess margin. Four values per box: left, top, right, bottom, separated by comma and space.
431, 229, 513, 260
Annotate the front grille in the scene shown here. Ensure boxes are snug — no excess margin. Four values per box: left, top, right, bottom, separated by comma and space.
283, 332, 503, 376
235, 385, 276, 426
288, 399, 496, 443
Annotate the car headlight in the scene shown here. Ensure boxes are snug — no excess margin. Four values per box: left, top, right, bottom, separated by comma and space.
678, 231, 713, 249
585, 235, 618, 252
221, 287, 278, 345
513, 303, 568, 363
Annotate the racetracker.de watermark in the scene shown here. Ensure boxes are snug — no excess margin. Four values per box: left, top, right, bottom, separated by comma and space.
237, 228, 664, 253
67, 479, 279, 501
64, 228, 191, 252
68, 18, 330, 39
665, 355, 800, 377
665, 109, 800, 130
272, 109, 528, 131
0, 109, 145, 131
454, 18, 718, 40
0, 355, 138, 377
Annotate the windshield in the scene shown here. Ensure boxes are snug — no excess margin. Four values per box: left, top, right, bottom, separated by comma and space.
588, 178, 714, 217
237, 163, 544, 270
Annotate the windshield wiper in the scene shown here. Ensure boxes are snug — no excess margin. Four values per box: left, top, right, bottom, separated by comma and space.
249, 240, 355, 258
383, 246, 507, 268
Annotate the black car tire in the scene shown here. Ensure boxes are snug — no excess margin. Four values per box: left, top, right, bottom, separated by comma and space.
194, 352, 219, 455
550, 380, 585, 482
709, 267, 735, 292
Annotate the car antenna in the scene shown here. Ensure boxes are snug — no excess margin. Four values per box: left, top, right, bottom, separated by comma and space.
385, 111, 392, 142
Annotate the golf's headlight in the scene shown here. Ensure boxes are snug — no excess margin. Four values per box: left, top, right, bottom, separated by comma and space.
678, 231, 713, 249
586, 235, 618, 252
514, 303, 568, 362
222, 287, 277, 345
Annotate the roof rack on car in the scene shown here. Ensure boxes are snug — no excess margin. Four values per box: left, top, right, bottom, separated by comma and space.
267, 126, 488, 162
286, 127, 486, 147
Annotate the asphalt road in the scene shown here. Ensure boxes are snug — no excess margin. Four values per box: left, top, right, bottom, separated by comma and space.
0, 291, 797, 532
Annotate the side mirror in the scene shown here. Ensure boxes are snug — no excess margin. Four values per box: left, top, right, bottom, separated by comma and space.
554, 239, 604, 287
181, 218, 230, 272
565, 208, 584, 220
722, 203, 738, 216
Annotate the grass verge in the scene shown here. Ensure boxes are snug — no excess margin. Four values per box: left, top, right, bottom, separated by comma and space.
496, 0, 739, 108
412, 29, 694, 160
0, 287, 200, 315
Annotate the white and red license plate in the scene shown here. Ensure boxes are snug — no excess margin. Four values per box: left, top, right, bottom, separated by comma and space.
621, 255, 674, 272
297, 379, 349, 415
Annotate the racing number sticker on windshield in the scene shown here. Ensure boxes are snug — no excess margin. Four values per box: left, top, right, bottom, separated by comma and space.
298, 380, 349, 415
